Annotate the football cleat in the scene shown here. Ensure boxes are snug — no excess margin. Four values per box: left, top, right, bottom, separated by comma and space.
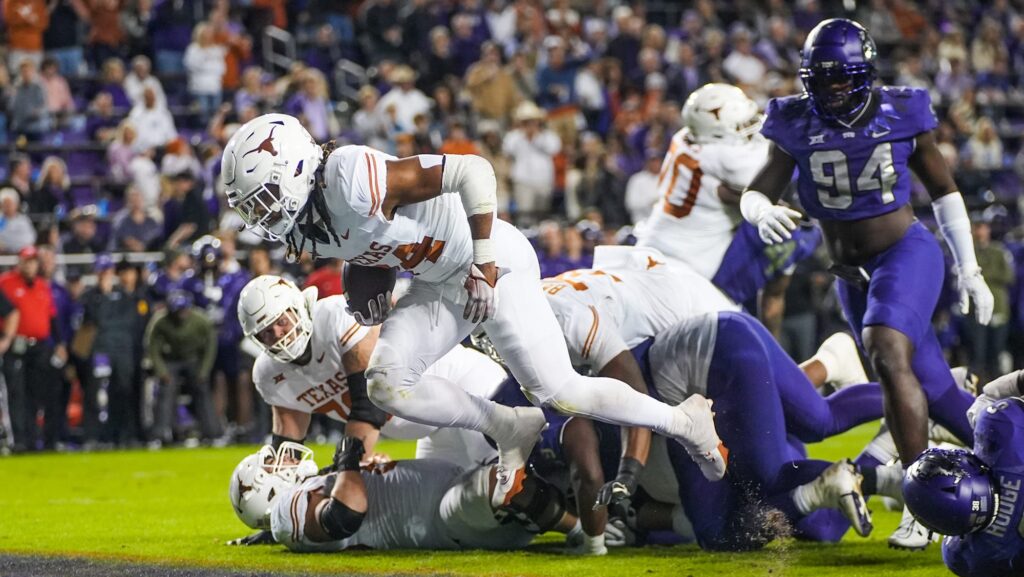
811, 459, 874, 537
494, 406, 547, 473
813, 332, 868, 390
888, 506, 936, 551
491, 465, 527, 509
673, 394, 729, 481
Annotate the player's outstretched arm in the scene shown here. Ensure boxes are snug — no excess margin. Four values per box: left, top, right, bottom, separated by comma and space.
384, 154, 501, 322
910, 132, 994, 325
306, 437, 369, 543
741, 143, 802, 244
594, 351, 652, 508
271, 406, 312, 444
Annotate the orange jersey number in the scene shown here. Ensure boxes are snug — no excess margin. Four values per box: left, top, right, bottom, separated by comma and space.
394, 236, 446, 271
658, 147, 703, 218
542, 269, 622, 294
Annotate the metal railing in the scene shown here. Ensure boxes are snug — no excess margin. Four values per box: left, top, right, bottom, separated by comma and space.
262, 26, 297, 76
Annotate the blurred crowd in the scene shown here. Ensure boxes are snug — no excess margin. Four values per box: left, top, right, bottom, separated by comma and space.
0, 0, 1023, 451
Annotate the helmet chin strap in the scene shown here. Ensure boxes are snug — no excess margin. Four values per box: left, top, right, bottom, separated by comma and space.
834, 91, 874, 129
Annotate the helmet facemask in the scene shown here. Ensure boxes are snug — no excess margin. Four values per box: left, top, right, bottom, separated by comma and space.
255, 306, 313, 363
800, 64, 875, 122
231, 180, 304, 242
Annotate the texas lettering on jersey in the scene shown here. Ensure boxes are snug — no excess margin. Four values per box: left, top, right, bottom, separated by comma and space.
291, 369, 353, 421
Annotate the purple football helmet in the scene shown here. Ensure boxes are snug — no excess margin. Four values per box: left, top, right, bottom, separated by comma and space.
903, 448, 998, 536
799, 18, 877, 122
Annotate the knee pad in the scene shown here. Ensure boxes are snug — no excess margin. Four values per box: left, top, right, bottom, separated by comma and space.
503, 473, 567, 534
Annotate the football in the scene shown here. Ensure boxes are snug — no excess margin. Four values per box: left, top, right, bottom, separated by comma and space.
343, 263, 398, 316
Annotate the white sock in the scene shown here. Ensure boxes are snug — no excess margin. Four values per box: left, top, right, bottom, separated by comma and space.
791, 482, 818, 516
875, 464, 905, 501
581, 532, 605, 554
549, 375, 677, 436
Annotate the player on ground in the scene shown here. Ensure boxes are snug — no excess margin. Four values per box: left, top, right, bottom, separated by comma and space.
903, 370, 1024, 576
239, 274, 500, 468
634, 83, 821, 325
738, 19, 993, 547
221, 113, 728, 506
229, 439, 574, 552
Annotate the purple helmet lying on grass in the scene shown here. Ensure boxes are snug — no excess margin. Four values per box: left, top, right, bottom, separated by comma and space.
903, 448, 999, 536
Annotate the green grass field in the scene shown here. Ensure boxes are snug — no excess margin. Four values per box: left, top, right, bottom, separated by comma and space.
0, 422, 949, 577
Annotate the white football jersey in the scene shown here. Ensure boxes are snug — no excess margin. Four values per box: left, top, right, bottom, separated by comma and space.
271, 459, 465, 552
253, 295, 370, 422
542, 246, 737, 371
305, 145, 474, 285
635, 129, 768, 279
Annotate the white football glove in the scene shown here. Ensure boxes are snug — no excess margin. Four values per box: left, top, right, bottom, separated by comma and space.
967, 394, 997, 429
956, 266, 994, 325
347, 291, 391, 326
463, 265, 507, 323
604, 519, 629, 547
740, 190, 802, 245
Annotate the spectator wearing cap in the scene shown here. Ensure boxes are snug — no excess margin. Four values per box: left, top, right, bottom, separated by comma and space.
79, 254, 148, 447
0, 245, 59, 451
624, 149, 662, 226
465, 41, 522, 125
964, 215, 1014, 384
144, 290, 220, 446
503, 101, 561, 225
60, 206, 104, 254
377, 65, 431, 133
9, 60, 50, 141
110, 186, 163, 252
128, 86, 178, 153
0, 187, 37, 254
4, 0, 49, 73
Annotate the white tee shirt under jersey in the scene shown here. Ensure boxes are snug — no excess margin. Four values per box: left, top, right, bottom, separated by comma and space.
271, 459, 465, 552
542, 245, 737, 371
303, 145, 474, 286
635, 129, 768, 279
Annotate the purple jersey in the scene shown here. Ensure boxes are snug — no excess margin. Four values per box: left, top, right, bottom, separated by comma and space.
761, 87, 937, 221
943, 398, 1024, 577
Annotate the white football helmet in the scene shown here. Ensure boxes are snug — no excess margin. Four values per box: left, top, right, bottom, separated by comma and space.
221, 113, 323, 241
238, 275, 318, 362
229, 443, 319, 530
681, 84, 762, 144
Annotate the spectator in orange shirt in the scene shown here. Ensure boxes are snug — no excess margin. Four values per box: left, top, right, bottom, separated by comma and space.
84, 0, 124, 70
438, 121, 480, 156
210, 6, 252, 93
4, 0, 49, 73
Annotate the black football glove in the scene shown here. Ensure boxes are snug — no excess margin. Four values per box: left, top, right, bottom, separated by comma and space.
332, 436, 366, 472
594, 457, 643, 509
226, 530, 275, 546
